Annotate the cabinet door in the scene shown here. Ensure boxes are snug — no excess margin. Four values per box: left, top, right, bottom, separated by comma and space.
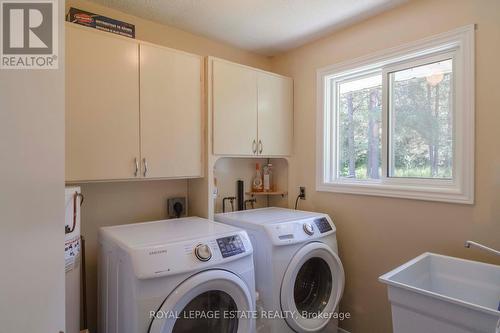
140, 44, 203, 178
212, 60, 258, 155
66, 25, 140, 181
257, 73, 293, 156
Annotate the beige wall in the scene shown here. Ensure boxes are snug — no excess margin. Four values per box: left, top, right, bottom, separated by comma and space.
271, 0, 500, 331
66, 1, 272, 332
0, 0, 65, 331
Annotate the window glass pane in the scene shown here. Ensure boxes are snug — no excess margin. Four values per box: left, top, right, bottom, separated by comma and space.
337, 74, 382, 180
389, 59, 453, 179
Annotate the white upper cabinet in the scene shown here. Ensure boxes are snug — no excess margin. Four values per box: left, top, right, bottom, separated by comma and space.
211, 58, 293, 157
140, 44, 203, 178
212, 59, 258, 156
66, 24, 140, 181
257, 72, 293, 156
66, 24, 203, 181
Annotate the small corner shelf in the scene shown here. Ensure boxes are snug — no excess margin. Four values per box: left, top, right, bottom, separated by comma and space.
245, 191, 288, 198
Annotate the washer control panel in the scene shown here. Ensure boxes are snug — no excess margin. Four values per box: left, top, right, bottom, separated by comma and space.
314, 217, 333, 233
217, 235, 245, 258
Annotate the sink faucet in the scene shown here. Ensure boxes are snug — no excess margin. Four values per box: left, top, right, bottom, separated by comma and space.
464, 240, 500, 256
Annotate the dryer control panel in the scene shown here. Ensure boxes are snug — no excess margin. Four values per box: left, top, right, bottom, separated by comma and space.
264, 215, 336, 246
314, 217, 333, 233
217, 235, 245, 258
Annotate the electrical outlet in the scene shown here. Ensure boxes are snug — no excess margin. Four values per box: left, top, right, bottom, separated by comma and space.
167, 197, 187, 218
299, 186, 306, 200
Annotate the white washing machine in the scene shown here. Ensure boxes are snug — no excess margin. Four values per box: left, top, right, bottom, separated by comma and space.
98, 217, 256, 333
215, 208, 345, 333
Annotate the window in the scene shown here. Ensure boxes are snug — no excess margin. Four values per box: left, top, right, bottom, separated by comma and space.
317, 26, 474, 204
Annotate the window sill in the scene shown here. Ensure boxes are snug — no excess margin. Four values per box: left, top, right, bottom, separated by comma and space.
316, 181, 473, 205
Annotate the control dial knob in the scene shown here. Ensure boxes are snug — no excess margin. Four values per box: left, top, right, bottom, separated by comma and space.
303, 223, 314, 236
194, 244, 212, 262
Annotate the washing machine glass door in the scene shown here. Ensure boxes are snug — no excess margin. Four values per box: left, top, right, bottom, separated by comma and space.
280, 242, 345, 332
149, 270, 254, 333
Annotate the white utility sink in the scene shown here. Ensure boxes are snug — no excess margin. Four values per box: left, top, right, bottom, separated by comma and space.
380, 253, 500, 333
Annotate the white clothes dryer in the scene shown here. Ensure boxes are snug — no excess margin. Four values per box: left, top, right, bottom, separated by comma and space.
98, 217, 256, 333
215, 208, 345, 333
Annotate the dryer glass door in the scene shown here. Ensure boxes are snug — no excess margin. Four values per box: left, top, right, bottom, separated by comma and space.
149, 270, 254, 333
172, 290, 237, 332
294, 257, 332, 315
280, 242, 345, 332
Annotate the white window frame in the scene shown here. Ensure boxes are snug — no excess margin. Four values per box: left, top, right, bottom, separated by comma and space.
316, 25, 475, 204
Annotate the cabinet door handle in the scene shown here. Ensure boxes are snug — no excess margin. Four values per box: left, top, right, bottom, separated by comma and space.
143, 158, 148, 177
134, 158, 139, 177
252, 140, 257, 154
258, 140, 263, 154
